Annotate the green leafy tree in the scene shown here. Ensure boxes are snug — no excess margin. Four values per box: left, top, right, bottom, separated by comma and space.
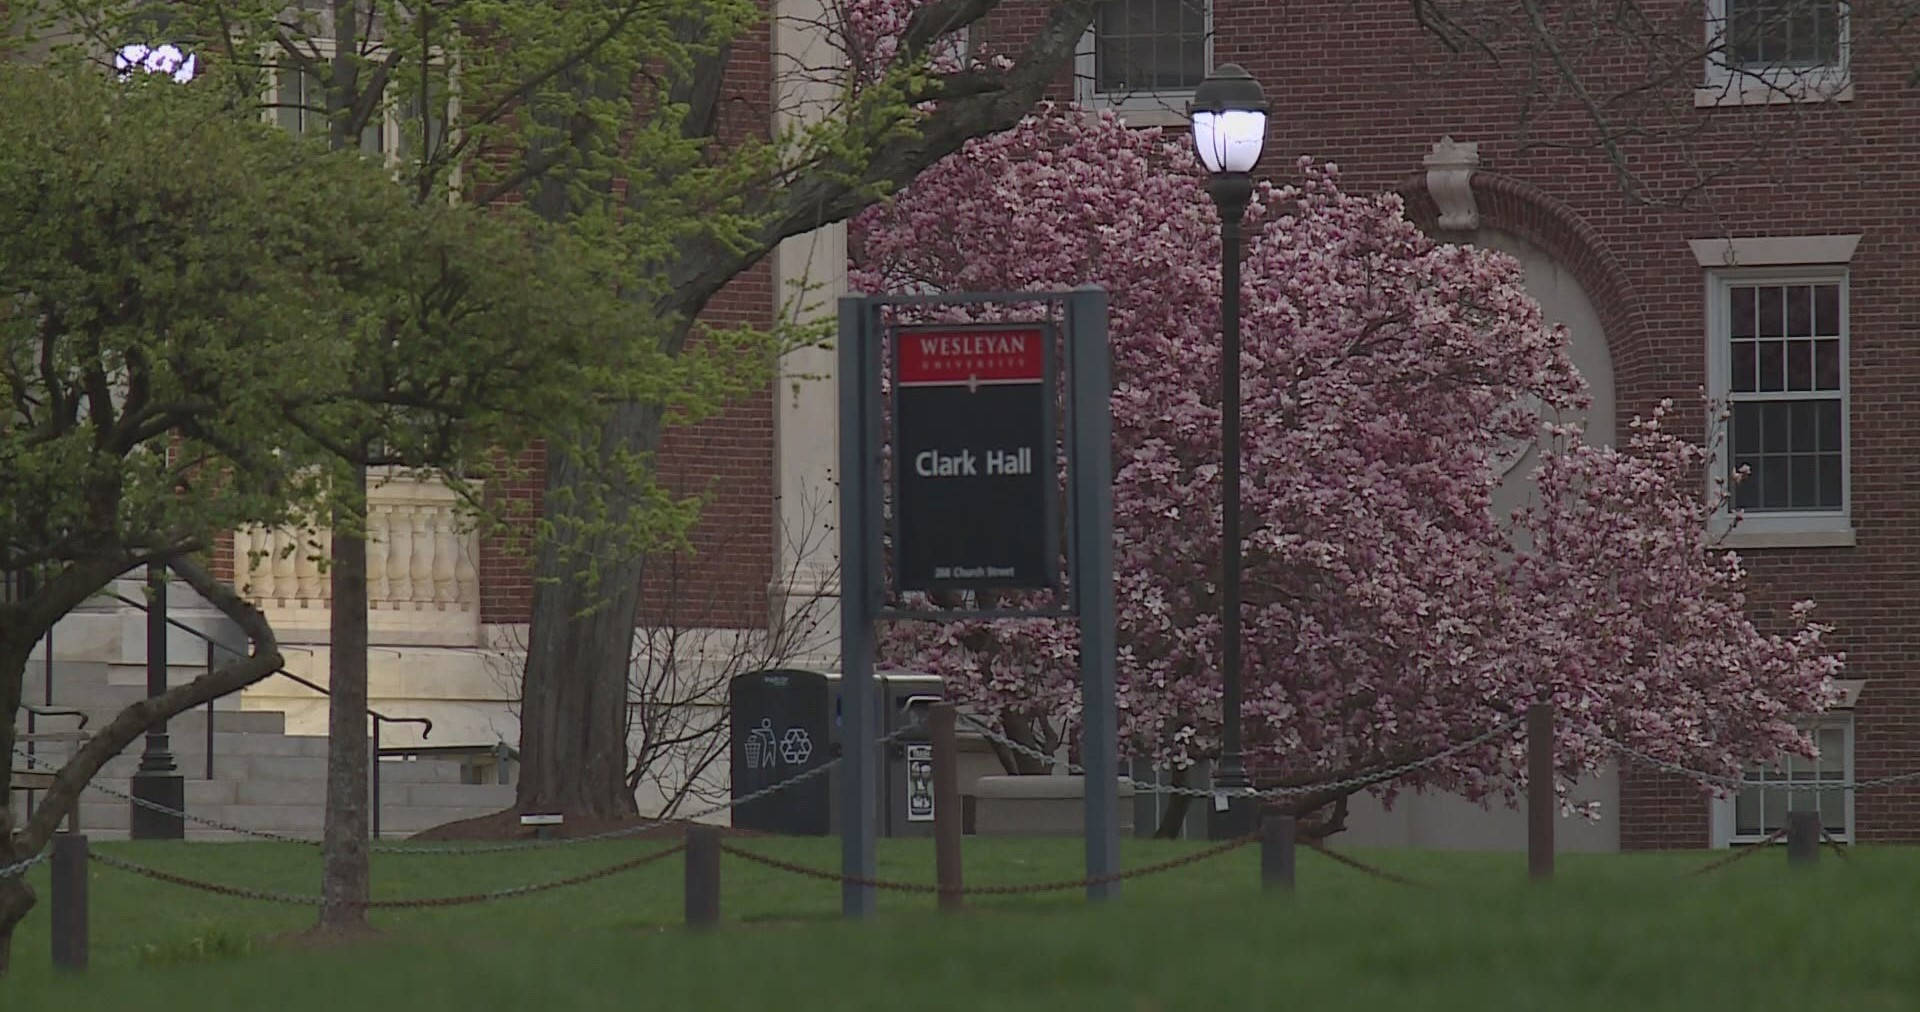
0, 57, 651, 966
18, 0, 1105, 891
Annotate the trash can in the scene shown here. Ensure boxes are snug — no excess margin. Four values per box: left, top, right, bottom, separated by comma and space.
881, 673, 945, 838
729, 669, 946, 837
729, 669, 835, 835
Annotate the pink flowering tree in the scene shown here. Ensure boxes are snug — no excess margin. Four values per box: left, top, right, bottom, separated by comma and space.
858, 110, 1843, 835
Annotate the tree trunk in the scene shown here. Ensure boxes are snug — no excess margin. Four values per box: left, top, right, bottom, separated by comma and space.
0, 870, 32, 977
1154, 766, 1193, 840
514, 402, 665, 818
0, 639, 28, 974
318, 461, 372, 933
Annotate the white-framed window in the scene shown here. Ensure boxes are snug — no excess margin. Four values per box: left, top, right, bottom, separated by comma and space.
268, 45, 452, 175
1699, 0, 1852, 106
1712, 715, 1853, 845
1074, 0, 1211, 123
1704, 263, 1852, 546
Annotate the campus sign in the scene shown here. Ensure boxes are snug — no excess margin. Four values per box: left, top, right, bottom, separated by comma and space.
891, 323, 1056, 591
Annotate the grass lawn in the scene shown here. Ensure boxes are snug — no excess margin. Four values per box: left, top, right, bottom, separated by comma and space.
1, 835, 1912, 1010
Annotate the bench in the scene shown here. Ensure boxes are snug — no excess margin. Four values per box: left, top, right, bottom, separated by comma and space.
377, 741, 518, 785
10, 706, 88, 828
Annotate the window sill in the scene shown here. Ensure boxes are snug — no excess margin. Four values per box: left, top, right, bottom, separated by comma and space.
1717, 525, 1856, 550
1695, 75, 1853, 107
1077, 93, 1194, 129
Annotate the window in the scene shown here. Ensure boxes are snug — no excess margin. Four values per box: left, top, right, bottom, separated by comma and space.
274, 63, 386, 156
1075, 0, 1210, 120
1700, 0, 1851, 106
1727, 718, 1852, 845
1705, 264, 1851, 546
269, 47, 452, 173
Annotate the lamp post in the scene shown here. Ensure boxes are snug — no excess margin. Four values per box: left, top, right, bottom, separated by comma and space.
119, 37, 196, 841
1191, 64, 1268, 840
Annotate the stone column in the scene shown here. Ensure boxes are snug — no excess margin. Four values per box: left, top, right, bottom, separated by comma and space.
769, 0, 850, 665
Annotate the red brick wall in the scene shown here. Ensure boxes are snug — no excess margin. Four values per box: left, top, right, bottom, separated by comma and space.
478, 7, 777, 631
984, 0, 1919, 845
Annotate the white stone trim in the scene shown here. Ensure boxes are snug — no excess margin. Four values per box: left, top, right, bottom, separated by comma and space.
1688, 234, 1861, 268
1830, 679, 1865, 709
1717, 525, 1855, 549
1693, 77, 1853, 107
1422, 136, 1480, 231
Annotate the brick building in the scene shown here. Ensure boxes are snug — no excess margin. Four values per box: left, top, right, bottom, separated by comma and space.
955, 0, 1908, 848
21, 1, 1908, 845
223, 0, 1915, 844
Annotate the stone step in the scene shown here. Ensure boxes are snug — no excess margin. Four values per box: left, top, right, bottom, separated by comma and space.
392, 782, 517, 808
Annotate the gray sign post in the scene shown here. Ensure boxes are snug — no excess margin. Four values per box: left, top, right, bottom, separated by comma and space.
836, 287, 1116, 917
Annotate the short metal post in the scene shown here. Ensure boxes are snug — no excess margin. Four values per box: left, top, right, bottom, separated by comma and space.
204, 640, 216, 780
370, 717, 381, 840
930, 703, 964, 911
1786, 811, 1819, 867
51, 834, 89, 971
1261, 815, 1295, 891
685, 825, 721, 928
130, 565, 184, 840
1527, 703, 1554, 881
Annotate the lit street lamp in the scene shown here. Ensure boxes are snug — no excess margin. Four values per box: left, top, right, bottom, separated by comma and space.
1191, 64, 1267, 840
118, 35, 197, 840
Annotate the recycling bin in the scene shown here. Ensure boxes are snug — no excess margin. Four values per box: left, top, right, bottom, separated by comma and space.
728, 669, 946, 836
730, 669, 835, 834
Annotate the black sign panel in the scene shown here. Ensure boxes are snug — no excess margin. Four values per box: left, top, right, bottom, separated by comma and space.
892, 323, 1056, 592
729, 669, 831, 835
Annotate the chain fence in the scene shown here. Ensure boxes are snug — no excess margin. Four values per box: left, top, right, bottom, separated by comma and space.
0, 849, 48, 881
14, 710, 1898, 913
1681, 825, 1789, 878
88, 842, 687, 908
961, 713, 1527, 801
720, 832, 1257, 896
1303, 840, 1428, 887
12, 729, 909, 857
1600, 736, 1920, 793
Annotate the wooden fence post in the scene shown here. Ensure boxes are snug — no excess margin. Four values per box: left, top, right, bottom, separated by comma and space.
1261, 816, 1295, 891
930, 703, 964, 911
684, 825, 720, 929
1786, 811, 1819, 868
1527, 703, 1554, 881
51, 833, 88, 971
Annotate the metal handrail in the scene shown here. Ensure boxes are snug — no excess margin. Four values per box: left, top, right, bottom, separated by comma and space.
104, 591, 434, 737
22, 704, 89, 730
105, 589, 437, 837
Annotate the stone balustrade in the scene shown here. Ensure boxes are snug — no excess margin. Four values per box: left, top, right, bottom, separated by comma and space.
236, 473, 482, 645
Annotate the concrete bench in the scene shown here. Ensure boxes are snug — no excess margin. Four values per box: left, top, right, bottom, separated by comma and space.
968, 775, 1135, 836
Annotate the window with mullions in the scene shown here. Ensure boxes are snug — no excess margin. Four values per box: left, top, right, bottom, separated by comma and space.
274, 64, 385, 156
1726, 0, 1845, 71
272, 59, 449, 170
1701, 0, 1850, 105
1076, 0, 1210, 112
1718, 275, 1847, 513
1733, 720, 1851, 843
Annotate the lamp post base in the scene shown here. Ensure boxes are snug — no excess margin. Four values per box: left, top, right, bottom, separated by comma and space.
129, 772, 185, 840
1206, 795, 1256, 840
1207, 760, 1257, 840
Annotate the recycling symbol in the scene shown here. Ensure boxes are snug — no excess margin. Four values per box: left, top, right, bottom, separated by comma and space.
779, 727, 814, 766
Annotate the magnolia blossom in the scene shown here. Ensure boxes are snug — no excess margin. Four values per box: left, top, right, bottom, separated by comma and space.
858, 110, 1841, 814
